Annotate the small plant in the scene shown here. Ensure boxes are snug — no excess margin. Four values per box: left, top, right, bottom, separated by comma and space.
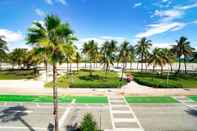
79, 113, 97, 131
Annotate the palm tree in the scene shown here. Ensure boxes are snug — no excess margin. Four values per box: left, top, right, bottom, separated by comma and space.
82, 42, 89, 69
162, 48, 176, 72
85, 40, 98, 76
100, 40, 117, 77
135, 37, 152, 72
9, 48, 28, 69
119, 41, 130, 80
0, 36, 8, 69
148, 48, 167, 75
172, 36, 194, 74
75, 52, 81, 72
129, 45, 135, 70
27, 15, 75, 131
63, 43, 76, 73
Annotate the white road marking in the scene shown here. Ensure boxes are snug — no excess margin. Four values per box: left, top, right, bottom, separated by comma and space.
0, 126, 46, 130
58, 99, 76, 128
123, 96, 144, 131
108, 96, 116, 129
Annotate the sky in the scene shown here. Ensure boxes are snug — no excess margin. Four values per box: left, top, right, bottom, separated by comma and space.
0, 0, 197, 50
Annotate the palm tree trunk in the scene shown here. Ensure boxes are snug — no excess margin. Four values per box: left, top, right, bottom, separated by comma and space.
137, 62, 139, 70
90, 61, 92, 76
121, 63, 124, 81
44, 61, 48, 82
177, 56, 181, 73
141, 54, 143, 72
160, 66, 163, 76
52, 64, 58, 131
70, 63, 72, 72
184, 56, 187, 74
77, 61, 79, 72
170, 63, 173, 73
153, 65, 155, 72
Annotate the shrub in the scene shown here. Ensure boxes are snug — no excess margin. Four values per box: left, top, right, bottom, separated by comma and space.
80, 113, 97, 131
134, 77, 182, 88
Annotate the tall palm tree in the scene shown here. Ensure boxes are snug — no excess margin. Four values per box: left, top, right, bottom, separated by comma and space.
9, 48, 28, 69
0, 36, 8, 69
27, 15, 75, 131
75, 51, 81, 72
119, 41, 130, 80
135, 37, 152, 72
172, 36, 194, 74
163, 48, 176, 72
129, 45, 135, 70
85, 40, 98, 76
148, 48, 167, 75
82, 42, 89, 69
100, 40, 117, 77
63, 42, 76, 73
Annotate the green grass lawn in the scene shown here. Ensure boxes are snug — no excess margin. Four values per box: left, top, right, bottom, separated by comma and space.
187, 96, 197, 102
125, 96, 178, 103
0, 95, 108, 104
0, 69, 37, 80
133, 72, 197, 88
45, 70, 126, 88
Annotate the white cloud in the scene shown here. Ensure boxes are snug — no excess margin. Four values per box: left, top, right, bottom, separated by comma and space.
176, 3, 197, 10
154, 9, 183, 22
44, 0, 53, 5
133, 2, 142, 8
137, 3, 197, 38
192, 20, 197, 24
136, 22, 185, 38
162, 0, 169, 2
57, 0, 67, 5
152, 43, 171, 48
0, 29, 23, 43
35, 8, 45, 17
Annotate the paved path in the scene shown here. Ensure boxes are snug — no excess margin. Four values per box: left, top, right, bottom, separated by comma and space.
108, 93, 144, 131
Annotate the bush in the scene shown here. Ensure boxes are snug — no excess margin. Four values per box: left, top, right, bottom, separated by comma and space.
44, 70, 127, 88
134, 77, 182, 88
80, 113, 97, 131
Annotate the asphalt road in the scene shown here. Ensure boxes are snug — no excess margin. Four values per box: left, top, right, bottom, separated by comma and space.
0, 103, 197, 131
132, 104, 197, 131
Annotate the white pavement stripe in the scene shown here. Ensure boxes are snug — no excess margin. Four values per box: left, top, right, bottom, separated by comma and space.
114, 118, 136, 122
58, 99, 76, 128
0, 126, 46, 130
113, 128, 144, 131
112, 110, 131, 114
123, 96, 144, 131
108, 96, 116, 129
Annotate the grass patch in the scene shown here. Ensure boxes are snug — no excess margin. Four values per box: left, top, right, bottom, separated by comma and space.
133, 72, 197, 88
125, 96, 178, 103
0, 69, 38, 80
45, 70, 126, 88
188, 96, 197, 102
0, 95, 108, 104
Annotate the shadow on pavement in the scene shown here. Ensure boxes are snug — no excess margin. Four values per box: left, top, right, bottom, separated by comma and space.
185, 109, 197, 117
0, 106, 35, 131
66, 123, 80, 131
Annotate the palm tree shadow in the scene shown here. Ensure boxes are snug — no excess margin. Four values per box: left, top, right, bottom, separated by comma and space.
0, 106, 35, 131
185, 108, 197, 117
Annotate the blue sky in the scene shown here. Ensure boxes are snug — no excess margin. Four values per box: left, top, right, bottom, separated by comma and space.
0, 0, 197, 50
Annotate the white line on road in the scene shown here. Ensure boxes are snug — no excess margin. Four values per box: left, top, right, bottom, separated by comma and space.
123, 96, 144, 131
0, 126, 46, 130
58, 99, 76, 128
